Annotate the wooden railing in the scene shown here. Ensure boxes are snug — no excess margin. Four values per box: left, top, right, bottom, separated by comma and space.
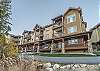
53, 23, 62, 29
65, 43, 88, 50
53, 32, 63, 38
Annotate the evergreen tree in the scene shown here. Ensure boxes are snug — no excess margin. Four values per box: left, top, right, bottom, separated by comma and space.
0, 0, 12, 58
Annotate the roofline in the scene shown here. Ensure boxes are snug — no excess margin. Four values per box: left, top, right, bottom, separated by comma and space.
43, 23, 54, 28
89, 23, 100, 31
51, 15, 63, 21
64, 7, 82, 16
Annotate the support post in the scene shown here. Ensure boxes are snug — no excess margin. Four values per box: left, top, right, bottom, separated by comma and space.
62, 38, 65, 53
62, 16, 64, 36
51, 40, 54, 54
33, 45, 34, 52
21, 47, 23, 52
37, 43, 39, 53
88, 33, 93, 53
25, 45, 27, 52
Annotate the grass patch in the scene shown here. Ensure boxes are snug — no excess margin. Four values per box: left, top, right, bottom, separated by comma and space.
93, 51, 100, 56
32, 53, 96, 57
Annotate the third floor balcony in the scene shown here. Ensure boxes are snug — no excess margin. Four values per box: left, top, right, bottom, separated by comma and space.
53, 23, 63, 30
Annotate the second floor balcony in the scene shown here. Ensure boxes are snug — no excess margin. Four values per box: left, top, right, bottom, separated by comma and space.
53, 32, 64, 38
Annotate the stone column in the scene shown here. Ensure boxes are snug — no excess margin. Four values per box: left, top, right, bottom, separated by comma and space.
51, 40, 54, 54
62, 38, 65, 53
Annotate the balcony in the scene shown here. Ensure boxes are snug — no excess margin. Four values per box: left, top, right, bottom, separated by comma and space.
39, 45, 51, 51
35, 32, 40, 36
53, 23, 63, 29
65, 43, 88, 50
53, 32, 63, 38
35, 32, 43, 37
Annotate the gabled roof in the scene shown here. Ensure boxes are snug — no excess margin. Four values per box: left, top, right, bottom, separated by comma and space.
43, 23, 54, 28
64, 7, 82, 15
90, 23, 100, 31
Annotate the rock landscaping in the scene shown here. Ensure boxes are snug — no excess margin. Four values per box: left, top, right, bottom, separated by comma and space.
0, 57, 100, 71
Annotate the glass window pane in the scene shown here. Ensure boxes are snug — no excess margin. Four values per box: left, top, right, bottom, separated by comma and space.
67, 14, 75, 23
68, 38, 78, 45
68, 26, 77, 33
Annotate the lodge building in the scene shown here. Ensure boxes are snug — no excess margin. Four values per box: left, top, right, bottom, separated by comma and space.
18, 7, 99, 53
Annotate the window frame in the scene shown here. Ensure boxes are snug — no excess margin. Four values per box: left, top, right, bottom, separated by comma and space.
67, 26, 77, 34
68, 38, 78, 45
67, 14, 76, 23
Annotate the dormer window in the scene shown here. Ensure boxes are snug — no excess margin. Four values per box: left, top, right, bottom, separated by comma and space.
67, 14, 76, 23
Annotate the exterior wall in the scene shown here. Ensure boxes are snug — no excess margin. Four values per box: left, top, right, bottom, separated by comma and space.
31, 32, 35, 42
82, 22, 86, 32
89, 25, 100, 52
52, 18, 63, 38
64, 10, 86, 36
34, 29, 43, 41
19, 36, 23, 45
90, 26, 100, 43
18, 7, 89, 53
20, 31, 33, 44
43, 25, 53, 40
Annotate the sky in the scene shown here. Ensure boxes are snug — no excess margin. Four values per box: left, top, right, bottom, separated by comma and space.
10, 0, 99, 35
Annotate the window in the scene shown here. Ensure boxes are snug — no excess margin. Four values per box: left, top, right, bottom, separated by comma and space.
68, 38, 78, 45
67, 14, 76, 23
68, 26, 77, 33
58, 42, 62, 48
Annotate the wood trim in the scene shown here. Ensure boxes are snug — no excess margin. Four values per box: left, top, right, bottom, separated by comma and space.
65, 46, 88, 50
39, 48, 51, 51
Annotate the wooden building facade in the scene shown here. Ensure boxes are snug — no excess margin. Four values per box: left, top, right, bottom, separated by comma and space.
18, 7, 91, 53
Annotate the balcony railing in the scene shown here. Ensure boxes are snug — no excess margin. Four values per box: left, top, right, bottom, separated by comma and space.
39, 45, 51, 51
35, 32, 40, 36
53, 32, 63, 38
65, 43, 88, 49
35, 32, 43, 36
53, 23, 63, 29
